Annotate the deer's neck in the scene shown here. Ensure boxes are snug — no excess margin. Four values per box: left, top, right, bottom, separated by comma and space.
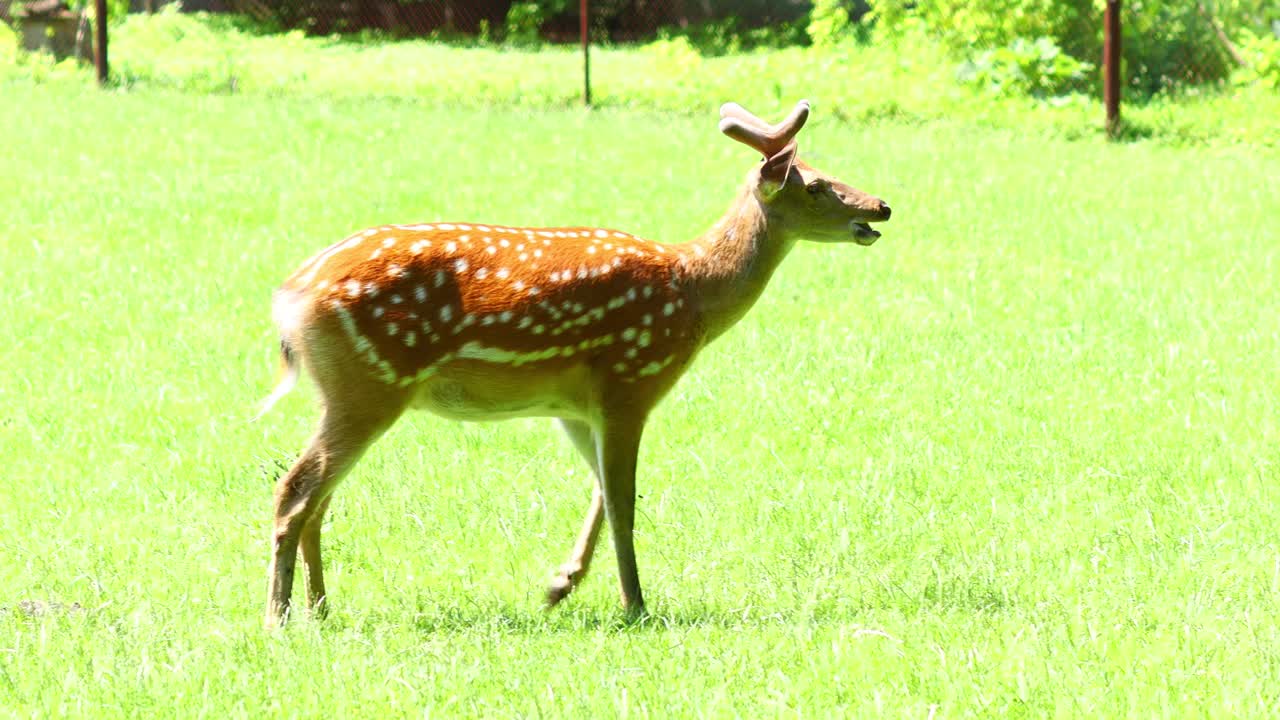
680, 186, 795, 341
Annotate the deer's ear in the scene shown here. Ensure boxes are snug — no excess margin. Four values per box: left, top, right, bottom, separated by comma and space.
759, 141, 798, 194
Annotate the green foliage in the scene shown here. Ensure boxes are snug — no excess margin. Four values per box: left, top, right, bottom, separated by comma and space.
1207, 0, 1280, 37
524, 0, 574, 14
1120, 1, 1231, 92
5, 12, 1279, 148
62, 0, 129, 23
958, 36, 1094, 98
807, 0, 855, 47
653, 16, 808, 56
0, 17, 16, 61
868, 0, 1279, 93
503, 1, 545, 47
109, 8, 259, 92
1236, 28, 1280, 88
643, 35, 703, 70
868, 0, 1095, 56
242, 0, 347, 34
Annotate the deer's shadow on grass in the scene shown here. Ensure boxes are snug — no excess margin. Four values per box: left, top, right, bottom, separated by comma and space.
305, 602, 788, 635
324, 581, 1013, 636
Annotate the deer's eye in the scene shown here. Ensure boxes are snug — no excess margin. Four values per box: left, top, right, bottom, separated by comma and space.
806, 182, 824, 195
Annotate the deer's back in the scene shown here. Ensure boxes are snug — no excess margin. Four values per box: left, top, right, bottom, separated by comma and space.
277, 223, 703, 418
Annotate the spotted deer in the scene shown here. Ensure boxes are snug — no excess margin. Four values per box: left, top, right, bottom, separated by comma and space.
259, 100, 891, 627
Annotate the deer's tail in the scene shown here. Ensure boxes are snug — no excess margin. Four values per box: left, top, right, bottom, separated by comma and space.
253, 338, 299, 422
254, 290, 308, 421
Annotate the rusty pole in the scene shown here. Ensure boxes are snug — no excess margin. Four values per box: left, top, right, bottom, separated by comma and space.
94, 0, 108, 85
581, 0, 591, 106
1103, 0, 1121, 138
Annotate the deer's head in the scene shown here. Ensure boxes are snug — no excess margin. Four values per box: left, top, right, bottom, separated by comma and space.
720, 100, 891, 246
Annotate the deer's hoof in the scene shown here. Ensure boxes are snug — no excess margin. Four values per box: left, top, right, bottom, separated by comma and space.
621, 603, 648, 624
545, 575, 574, 609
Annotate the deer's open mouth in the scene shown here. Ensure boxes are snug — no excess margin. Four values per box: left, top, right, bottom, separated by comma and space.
851, 221, 881, 245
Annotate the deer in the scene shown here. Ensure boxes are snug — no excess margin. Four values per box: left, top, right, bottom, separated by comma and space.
258, 99, 891, 628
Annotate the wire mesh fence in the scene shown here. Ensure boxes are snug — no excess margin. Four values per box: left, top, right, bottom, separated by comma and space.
9, 0, 1271, 136
3, 0, 834, 103
3, 0, 835, 106
186, 1, 814, 42
40, 0, 822, 42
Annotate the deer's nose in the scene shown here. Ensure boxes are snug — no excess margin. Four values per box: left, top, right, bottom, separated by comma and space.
878, 202, 891, 221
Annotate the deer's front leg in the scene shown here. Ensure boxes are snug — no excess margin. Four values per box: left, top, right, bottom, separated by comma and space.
546, 485, 605, 608
547, 419, 606, 608
597, 413, 647, 620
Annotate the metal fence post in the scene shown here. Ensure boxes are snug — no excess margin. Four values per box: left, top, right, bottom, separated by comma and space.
94, 0, 107, 85
581, 0, 590, 106
1104, 0, 1121, 138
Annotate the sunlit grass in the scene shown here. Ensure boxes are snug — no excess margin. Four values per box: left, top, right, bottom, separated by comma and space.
4, 11, 1279, 148
1, 82, 1278, 716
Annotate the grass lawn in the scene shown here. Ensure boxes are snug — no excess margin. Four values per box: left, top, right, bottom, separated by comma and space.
1, 80, 1279, 716
5, 12, 1280, 148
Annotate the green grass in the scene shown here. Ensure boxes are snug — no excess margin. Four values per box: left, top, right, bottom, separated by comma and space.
4, 11, 1280, 148
2, 80, 1280, 716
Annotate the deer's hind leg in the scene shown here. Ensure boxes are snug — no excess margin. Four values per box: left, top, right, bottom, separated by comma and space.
266, 379, 406, 628
299, 494, 333, 615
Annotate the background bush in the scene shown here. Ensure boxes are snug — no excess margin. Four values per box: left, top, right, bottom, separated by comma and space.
1237, 27, 1280, 88
957, 36, 1094, 98
88, 0, 1278, 96
868, 0, 1279, 94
